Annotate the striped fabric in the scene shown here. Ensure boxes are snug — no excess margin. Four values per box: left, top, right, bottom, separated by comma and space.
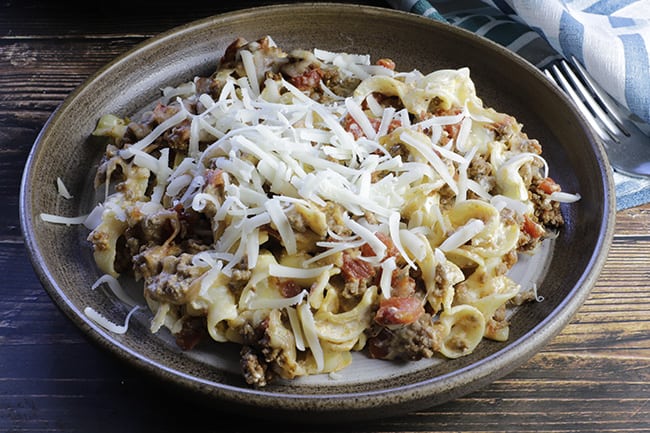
486, 0, 650, 126
388, 0, 650, 210
393, 0, 564, 67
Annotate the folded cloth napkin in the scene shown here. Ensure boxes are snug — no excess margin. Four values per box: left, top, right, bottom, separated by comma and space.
388, 0, 650, 211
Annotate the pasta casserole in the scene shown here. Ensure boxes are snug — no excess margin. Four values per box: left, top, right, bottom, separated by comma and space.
84, 36, 579, 387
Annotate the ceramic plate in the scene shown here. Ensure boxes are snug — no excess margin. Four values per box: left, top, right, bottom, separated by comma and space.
20, 3, 615, 422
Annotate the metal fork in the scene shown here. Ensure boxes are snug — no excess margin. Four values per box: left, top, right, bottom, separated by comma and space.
543, 57, 650, 178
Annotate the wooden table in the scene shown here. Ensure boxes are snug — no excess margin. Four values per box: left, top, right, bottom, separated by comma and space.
2, 1, 648, 431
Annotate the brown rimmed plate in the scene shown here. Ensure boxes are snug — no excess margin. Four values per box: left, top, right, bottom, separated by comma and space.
19, 3, 615, 422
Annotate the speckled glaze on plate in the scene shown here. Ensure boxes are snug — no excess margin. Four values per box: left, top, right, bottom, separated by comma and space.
19, 3, 615, 422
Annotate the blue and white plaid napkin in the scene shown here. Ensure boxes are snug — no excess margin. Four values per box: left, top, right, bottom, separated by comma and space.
388, 0, 650, 211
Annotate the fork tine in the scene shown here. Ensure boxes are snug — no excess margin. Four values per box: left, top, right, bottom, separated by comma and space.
545, 65, 614, 143
557, 60, 623, 139
546, 58, 650, 178
569, 56, 631, 137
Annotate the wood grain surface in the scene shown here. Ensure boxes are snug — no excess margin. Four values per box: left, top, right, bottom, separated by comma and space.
1, 1, 649, 432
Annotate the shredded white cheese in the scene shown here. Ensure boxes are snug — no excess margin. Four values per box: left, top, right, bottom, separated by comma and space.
39, 213, 87, 226
388, 211, 416, 269
120, 107, 188, 158
264, 199, 297, 255
84, 305, 140, 335
343, 216, 386, 259
439, 218, 486, 252
56, 177, 73, 199
298, 302, 324, 372
91, 274, 139, 307
549, 191, 581, 203
269, 263, 333, 279
379, 256, 397, 299
66, 39, 583, 385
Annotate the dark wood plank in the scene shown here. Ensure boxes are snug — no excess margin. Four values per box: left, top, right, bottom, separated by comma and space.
0, 38, 143, 127
614, 203, 650, 236
0, 0, 392, 37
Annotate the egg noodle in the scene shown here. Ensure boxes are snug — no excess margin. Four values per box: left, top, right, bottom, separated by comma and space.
77, 36, 579, 387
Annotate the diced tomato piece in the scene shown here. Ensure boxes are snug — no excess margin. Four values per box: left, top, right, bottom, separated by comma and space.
174, 317, 207, 351
342, 114, 401, 140
376, 58, 396, 70
523, 214, 545, 238
538, 177, 561, 195
432, 107, 462, 137
275, 278, 302, 298
341, 252, 376, 282
343, 114, 365, 140
369, 118, 402, 135
360, 232, 400, 259
391, 270, 416, 298
374, 296, 424, 326
289, 67, 323, 91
